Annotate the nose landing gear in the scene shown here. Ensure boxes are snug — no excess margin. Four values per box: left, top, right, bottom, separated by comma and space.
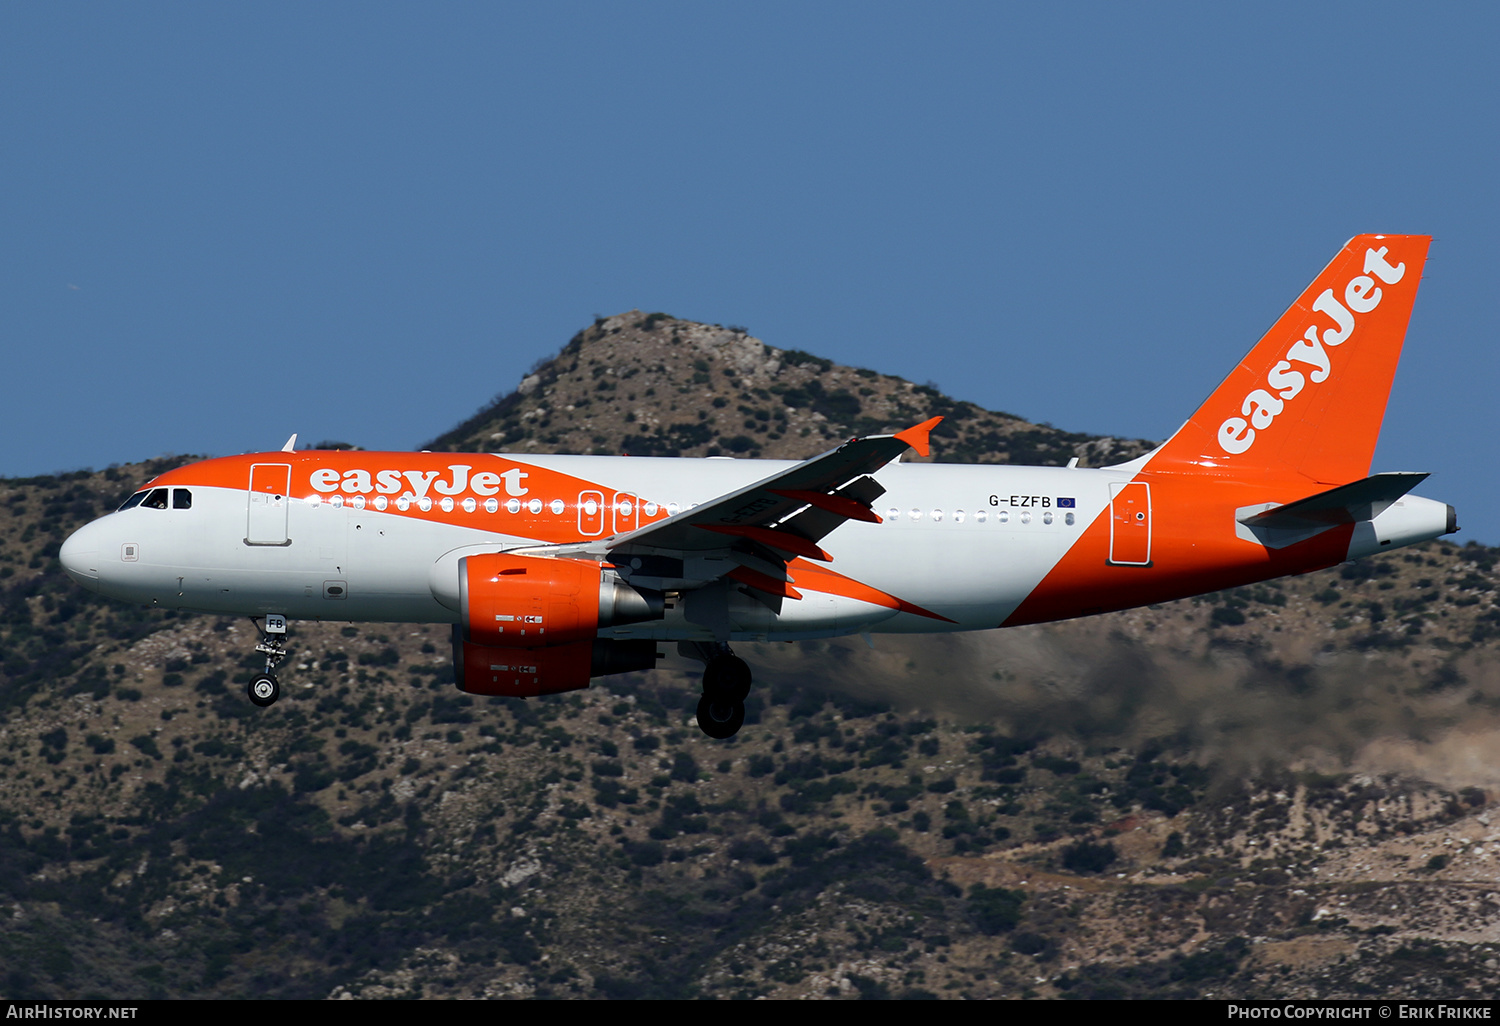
247, 614, 289, 708
683, 643, 752, 739
248, 673, 280, 707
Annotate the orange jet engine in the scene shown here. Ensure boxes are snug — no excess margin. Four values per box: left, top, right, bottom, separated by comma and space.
453, 553, 663, 697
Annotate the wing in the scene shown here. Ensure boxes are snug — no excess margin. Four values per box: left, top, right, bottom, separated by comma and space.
519, 417, 942, 604
613, 416, 940, 558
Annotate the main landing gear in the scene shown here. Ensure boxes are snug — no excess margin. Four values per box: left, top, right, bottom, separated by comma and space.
693, 646, 752, 740
247, 614, 288, 708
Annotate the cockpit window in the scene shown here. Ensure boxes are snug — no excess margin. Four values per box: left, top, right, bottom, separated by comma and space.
117, 487, 187, 511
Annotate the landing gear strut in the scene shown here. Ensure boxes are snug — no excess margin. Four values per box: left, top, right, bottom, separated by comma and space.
247, 614, 288, 708
686, 644, 752, 739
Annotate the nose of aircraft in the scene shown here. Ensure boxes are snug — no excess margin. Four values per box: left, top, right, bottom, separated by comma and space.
59, 521, 103, 588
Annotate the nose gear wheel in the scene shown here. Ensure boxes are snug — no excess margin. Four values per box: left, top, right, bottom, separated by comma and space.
248, 673, 280, 707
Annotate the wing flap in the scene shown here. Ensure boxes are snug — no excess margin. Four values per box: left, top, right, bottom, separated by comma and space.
727, 565, 804, 600
770, 488, 882, 524
697, 523, 832, 562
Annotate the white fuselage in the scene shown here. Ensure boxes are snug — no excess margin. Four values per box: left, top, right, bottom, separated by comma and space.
58, 450, 1454, 644
62, 456, 1120, 640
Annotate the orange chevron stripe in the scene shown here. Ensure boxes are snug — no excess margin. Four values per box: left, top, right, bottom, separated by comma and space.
788, 559, 955, 623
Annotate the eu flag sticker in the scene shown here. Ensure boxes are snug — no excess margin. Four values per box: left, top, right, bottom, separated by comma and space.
1057, 497, 1076, 508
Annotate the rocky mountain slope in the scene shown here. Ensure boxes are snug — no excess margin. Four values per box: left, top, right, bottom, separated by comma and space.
0, 315, 1496, 1000
426, 311, 1152, 467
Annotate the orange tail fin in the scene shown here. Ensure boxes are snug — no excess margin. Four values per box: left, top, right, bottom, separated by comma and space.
1148, 235, 1430, 486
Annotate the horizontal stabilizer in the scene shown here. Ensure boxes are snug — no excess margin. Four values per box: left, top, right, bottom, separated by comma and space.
1239, 472, 1429, 531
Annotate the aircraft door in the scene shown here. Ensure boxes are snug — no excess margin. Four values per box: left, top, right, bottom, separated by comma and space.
1108, 481, 1151, 566
247, 464, 291, 545
612, 492, 639, 535
578, 490, 605, 536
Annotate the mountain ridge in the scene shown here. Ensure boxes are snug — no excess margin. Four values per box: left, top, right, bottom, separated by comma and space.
425, 310, 1153, 467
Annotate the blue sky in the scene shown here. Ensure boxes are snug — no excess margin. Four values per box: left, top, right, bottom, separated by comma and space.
4, 4, 1498, 539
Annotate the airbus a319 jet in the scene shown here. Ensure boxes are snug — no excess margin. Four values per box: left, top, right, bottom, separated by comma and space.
60, 235, 1455, 738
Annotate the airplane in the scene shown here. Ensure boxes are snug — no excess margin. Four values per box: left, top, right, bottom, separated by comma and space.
59, 235, 1455, 739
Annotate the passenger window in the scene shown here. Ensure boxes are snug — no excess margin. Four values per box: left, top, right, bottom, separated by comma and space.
117, 490, 148, 511
142, 488, 169, 510
172, 489, 192, 510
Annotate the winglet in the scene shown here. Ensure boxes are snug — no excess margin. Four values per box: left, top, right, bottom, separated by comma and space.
894, 416, 943, 458
281, 433, 298, 453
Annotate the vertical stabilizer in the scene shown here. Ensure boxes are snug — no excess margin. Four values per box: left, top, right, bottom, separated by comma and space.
1148, 235, 1430, 486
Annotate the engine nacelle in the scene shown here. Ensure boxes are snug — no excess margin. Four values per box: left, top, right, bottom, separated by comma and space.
458, 552, 663, 648
453, 631, 659, 697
